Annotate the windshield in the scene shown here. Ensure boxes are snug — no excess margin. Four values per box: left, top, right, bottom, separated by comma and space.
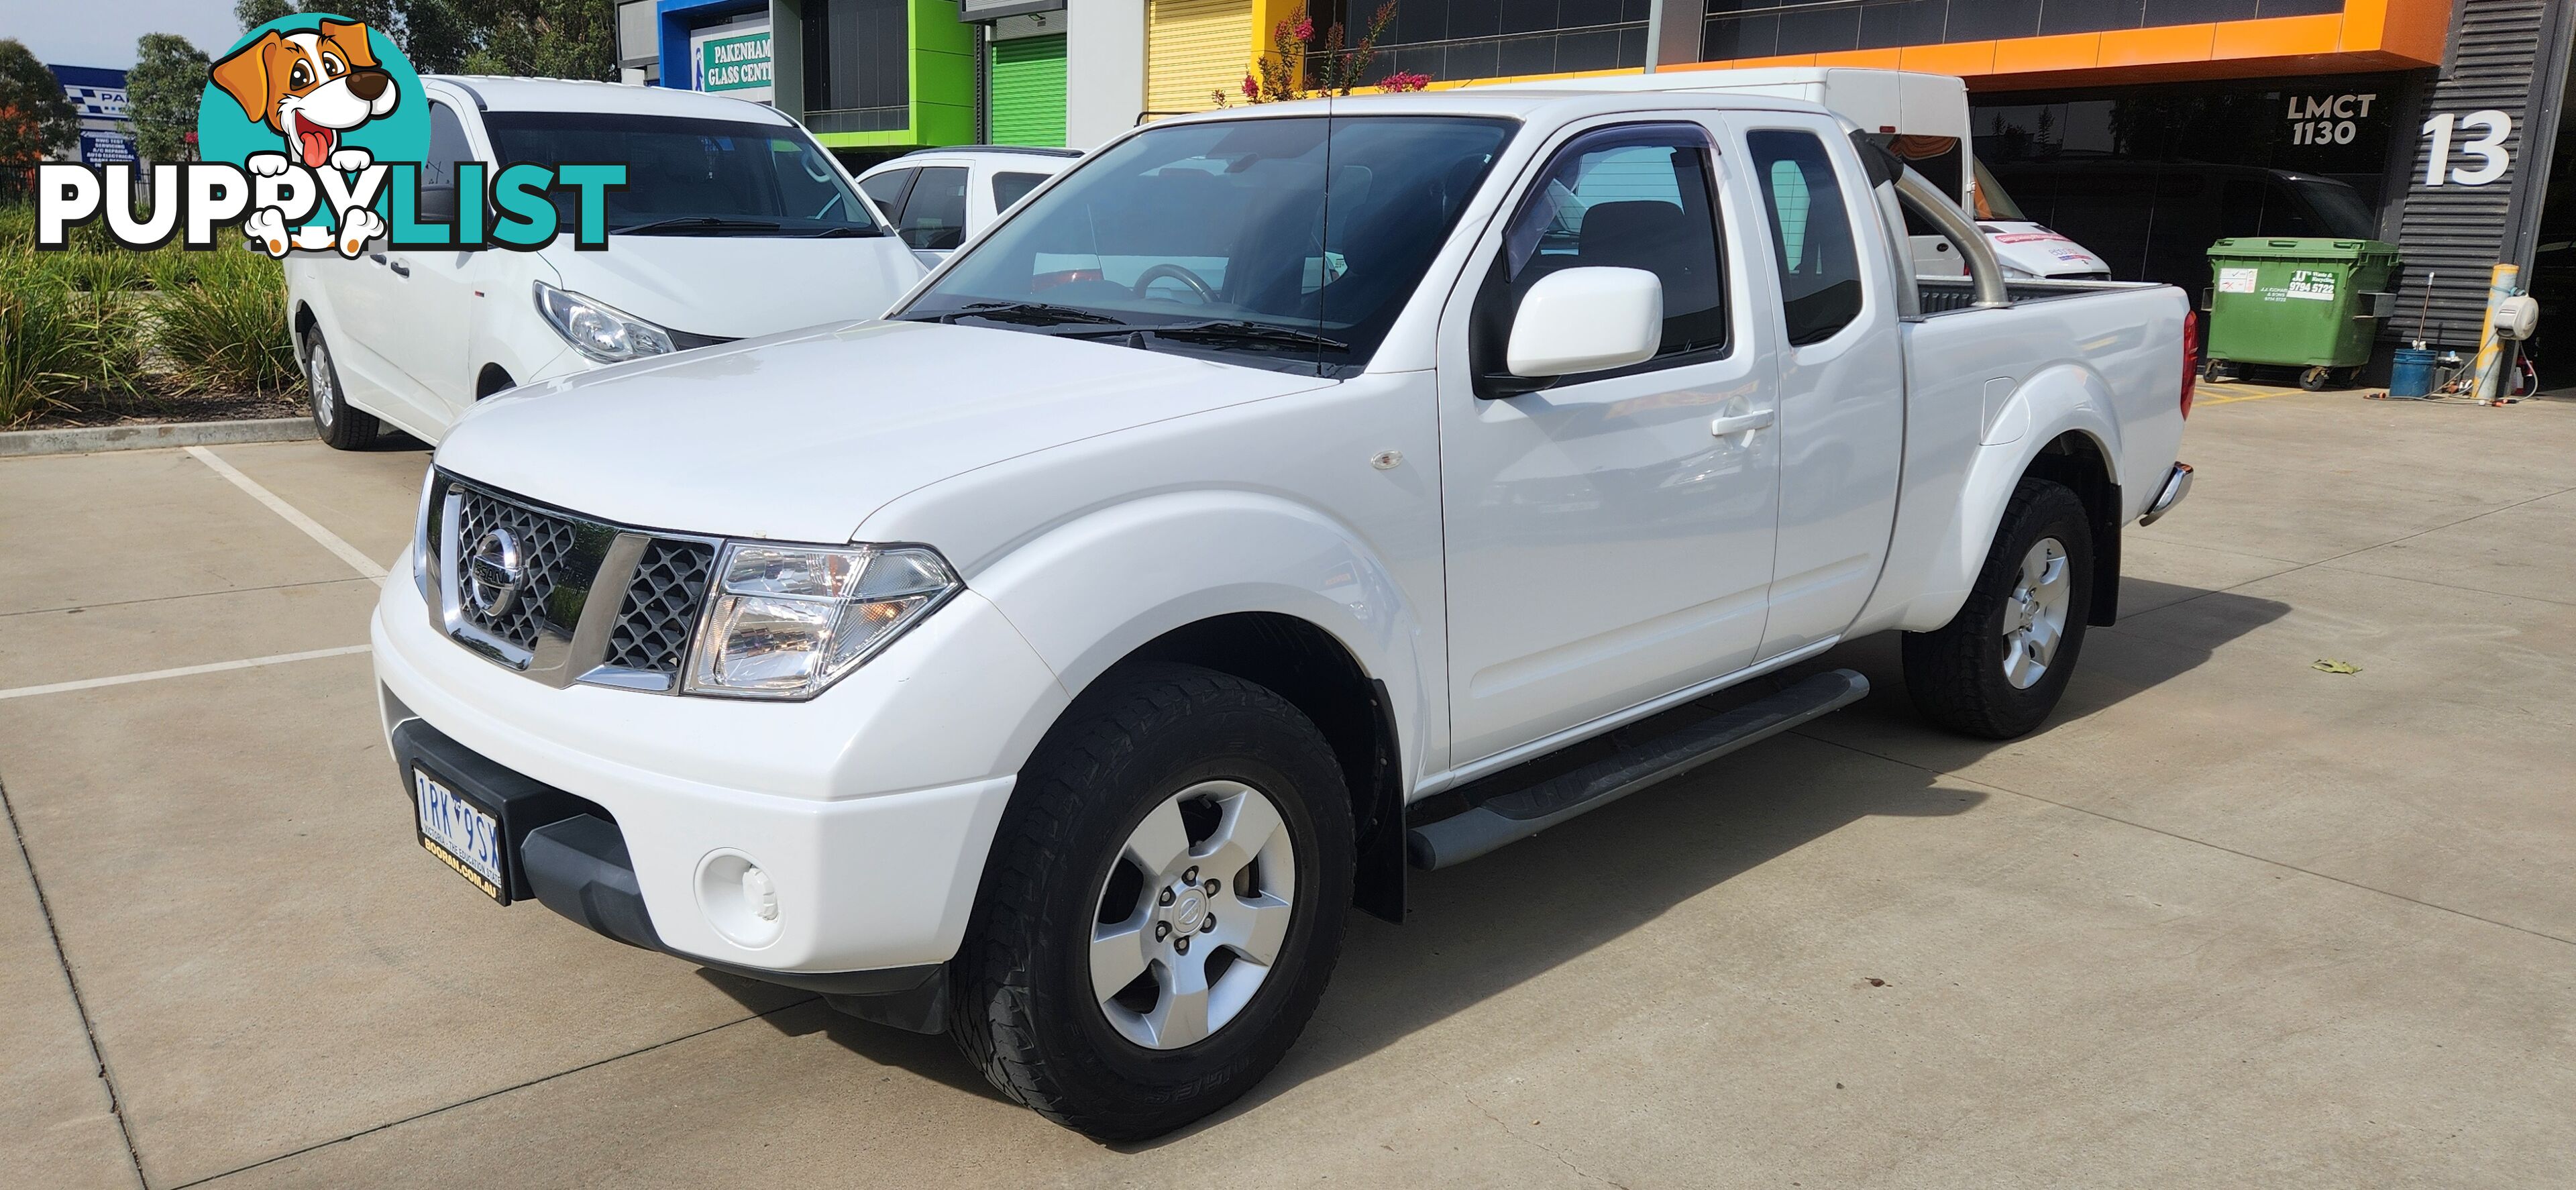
2289, 177, 2377, 239
479, 111, 885, 236
900, 115, 1517, 374
1970, 156, 2029, 221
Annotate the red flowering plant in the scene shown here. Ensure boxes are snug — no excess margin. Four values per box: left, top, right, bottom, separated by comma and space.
1244, 3, 1430, 103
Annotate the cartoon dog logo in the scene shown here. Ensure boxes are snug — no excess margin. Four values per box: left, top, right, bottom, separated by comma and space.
209, 19, 398, 254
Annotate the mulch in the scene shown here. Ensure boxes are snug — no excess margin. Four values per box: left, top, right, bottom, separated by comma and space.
11, 387, 309, 430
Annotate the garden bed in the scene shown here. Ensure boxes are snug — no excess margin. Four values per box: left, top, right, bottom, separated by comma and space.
3, 206, 306, 430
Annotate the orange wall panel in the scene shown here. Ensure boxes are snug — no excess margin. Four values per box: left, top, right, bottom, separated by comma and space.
1992, 32, 2103, 74
2211, 13, 2343, 60
1898, 41, 1996, 77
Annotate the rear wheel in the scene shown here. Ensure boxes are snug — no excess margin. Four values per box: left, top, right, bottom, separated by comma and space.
1902, 478, 2094, 739
949, 664, 1352, 1140
305, 328, 378, 450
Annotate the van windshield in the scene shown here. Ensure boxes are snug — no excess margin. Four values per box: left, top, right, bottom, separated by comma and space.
899, 115, 1517, 375
478, 111, 885, 237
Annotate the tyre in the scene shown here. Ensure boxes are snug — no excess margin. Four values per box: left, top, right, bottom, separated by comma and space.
1902, 478, 2094, 740
304, 327, 378, 450
2299, 365, 2332, 392
949, 663, 1354, 1140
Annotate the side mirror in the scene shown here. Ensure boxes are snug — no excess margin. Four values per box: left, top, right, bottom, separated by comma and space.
415, 183, 460, 225
1506, 266, 1662, 379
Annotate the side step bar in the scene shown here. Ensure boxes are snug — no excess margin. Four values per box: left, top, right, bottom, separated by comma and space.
1405, 669, 1869, 870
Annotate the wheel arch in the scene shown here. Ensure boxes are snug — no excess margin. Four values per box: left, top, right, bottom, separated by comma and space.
965, 490, 1433, 924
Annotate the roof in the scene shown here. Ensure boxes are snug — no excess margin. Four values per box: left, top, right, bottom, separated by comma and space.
423, 76, 794, 125
898, 145, 1083, 160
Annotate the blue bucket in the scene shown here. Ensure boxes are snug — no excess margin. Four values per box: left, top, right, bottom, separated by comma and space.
2390, 347, 2436, 399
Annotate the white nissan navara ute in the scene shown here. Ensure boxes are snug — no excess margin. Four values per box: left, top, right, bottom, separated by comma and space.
373, 87, 2196, 1139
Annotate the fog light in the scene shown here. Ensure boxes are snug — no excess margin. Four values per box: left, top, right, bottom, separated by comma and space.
695, 850, 784, 948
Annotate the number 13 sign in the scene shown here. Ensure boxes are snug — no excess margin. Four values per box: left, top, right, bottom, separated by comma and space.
2423, 109, 2513, 186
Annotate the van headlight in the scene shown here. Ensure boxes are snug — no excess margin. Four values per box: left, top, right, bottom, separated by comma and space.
683, 543, 961, 699
534, 280, 676, 362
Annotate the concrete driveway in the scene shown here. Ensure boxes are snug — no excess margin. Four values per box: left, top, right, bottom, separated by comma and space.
5, 388, 2572, 1188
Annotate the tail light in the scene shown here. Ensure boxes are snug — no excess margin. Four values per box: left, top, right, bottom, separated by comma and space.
2180, 310, 2198, 420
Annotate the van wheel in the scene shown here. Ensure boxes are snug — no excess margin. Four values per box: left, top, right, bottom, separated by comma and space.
1902, 478, 2094, 739
949, 664, 1352, 1140
305, 329, 378, 450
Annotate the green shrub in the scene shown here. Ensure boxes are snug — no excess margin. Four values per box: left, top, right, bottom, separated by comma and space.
1, 272, 142, 425
153, 250, 297, 394
45, 248, 152, 292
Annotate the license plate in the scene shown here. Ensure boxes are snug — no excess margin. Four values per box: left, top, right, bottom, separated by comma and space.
414, 768, 506, 902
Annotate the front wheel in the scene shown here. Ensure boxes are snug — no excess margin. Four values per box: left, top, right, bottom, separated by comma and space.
304, 327, 378, 450
949, 664, 1353, 1140
1902, 478, 2095, 739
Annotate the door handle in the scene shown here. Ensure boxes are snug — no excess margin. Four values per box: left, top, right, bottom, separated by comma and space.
1709, 410, 1774, 437
368, 252, 386, 265
388, 258, 411, 278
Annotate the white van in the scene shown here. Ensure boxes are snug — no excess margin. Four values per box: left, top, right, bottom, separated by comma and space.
1505, 67, 2112, 280
287, 77, 926, 449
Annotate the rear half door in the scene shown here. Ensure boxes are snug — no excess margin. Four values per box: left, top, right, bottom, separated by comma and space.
1436, 117, 1783, 765
1725, 115, 1904, 661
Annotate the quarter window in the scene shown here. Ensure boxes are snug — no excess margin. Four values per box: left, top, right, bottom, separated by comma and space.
857, 168, 914, 217
423, 101, 473, 190
1747, 129, 1864, 345
1474, 123, 1729, 390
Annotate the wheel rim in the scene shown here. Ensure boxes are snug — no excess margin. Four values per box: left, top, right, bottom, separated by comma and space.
1088, 779, 1297, 1050
2001, 537, 2072, 690
309, 342, 335, 429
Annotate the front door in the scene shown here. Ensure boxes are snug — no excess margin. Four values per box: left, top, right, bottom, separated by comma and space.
1437, 119, 1782, 765
377, 99, 487, 421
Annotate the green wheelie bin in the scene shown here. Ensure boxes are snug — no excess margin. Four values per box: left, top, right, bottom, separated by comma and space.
2203, 237, 2400, 390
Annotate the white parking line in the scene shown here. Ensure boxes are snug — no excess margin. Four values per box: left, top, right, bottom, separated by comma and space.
0, 645, 372, 702
184, 445, 389, 582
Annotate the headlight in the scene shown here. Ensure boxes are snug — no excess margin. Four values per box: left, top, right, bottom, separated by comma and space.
533, 280, 676, 363
684, 543, 961, 699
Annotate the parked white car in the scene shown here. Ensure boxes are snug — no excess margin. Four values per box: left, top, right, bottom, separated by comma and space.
855, 146, 1081, 268
286, 76, 924, 449
374, 87, 2194, 1139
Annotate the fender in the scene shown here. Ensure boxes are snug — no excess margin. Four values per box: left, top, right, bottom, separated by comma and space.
1870, 362, 2126, 634
966, 488, 1434, 788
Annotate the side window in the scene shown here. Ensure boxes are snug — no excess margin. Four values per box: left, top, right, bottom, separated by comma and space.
991, 170, 1049, 211
1473, 123, 1728, 389
1746, 129, 1864, 346
897, 166, 969, 250
423, 101, 473, 190
857, 168, 914, 220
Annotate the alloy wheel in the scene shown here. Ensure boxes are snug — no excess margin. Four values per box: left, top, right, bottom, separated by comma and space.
2001, 536, 2071, 690
1088, 779, 1297, 1050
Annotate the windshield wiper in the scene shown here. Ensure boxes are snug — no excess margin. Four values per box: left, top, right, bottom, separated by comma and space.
916, 301, 1128, 327
801, 225, 883, 237
1109, 320, 1349, 352
614, 215, 785, 235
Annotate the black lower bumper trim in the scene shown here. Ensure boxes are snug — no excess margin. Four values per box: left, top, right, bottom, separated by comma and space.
388, 708, 949, 1030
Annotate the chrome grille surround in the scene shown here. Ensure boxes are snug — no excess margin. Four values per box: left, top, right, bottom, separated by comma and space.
422, 472, 720, 693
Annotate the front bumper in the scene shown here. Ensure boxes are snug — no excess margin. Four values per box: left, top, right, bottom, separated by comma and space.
372, 549, 1068, 976
2139, 462, 2193, 527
